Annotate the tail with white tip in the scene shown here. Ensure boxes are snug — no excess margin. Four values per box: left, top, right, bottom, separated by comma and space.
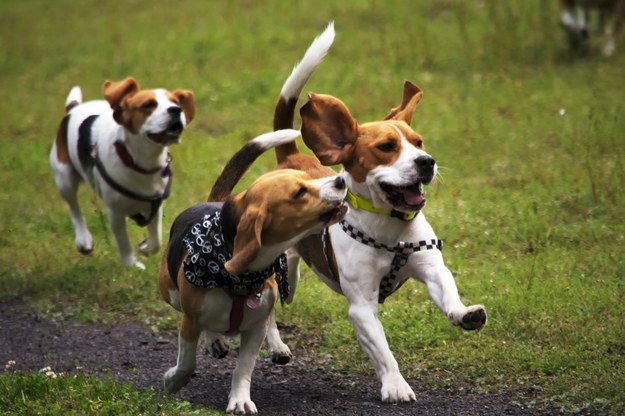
65, 86, 82, 113
274, 22, 335, 162
208, 129, 301, 202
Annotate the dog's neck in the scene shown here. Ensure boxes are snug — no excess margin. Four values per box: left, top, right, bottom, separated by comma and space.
118, 128, 169, 171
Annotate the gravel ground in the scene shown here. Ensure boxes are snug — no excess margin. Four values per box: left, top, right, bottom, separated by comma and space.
0, 298, 559, 415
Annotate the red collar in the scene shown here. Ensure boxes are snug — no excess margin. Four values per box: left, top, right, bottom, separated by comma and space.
114, 140, 170, 176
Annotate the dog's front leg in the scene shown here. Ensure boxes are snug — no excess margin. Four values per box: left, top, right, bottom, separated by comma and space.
409, 251, 487, 330
164, 313, 199, 393
265, 308, 292, 365
107, 209, 144, 270
139, 205, 162, 256
341, 279, 416, 403
227, 322, 268, 414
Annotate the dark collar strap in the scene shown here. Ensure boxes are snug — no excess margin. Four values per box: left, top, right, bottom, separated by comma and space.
114, 140, 170, 176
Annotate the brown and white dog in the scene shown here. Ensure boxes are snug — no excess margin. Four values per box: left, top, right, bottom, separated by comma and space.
50, 78, 194, 269
265, 23, 487, 403
559, 0, 625, 56
159, 130, 347, 414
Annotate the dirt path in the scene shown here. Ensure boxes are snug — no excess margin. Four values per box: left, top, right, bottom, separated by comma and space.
0, 298, 556, 415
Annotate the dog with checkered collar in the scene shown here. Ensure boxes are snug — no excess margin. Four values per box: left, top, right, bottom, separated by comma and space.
265, 23, 487, 404
50, 77, 194, 269
158, 130, 347, 415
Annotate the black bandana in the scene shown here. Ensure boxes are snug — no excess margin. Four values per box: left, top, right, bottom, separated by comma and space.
179, 209, 289, 303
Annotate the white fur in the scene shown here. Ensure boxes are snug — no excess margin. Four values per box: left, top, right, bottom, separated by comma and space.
65, 86, 82, 107
280, 22, 335, 100
267, 21, 486, 404
50, 86, 184, 268
251, 129, 300, 151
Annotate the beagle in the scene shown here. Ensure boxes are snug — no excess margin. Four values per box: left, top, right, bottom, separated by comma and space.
265, 23, 488, 403
158, 130, 347, 414
50, 78, 194, 269
559, 0, 624, 56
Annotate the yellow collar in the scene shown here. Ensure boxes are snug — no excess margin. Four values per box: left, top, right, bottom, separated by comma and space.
345, 189, 418, 221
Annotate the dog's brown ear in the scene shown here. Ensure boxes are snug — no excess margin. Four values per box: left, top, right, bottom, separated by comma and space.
383, 81, 423, 124
224, 204, 267, 276
172, 89, 195, 124
300, 93, 358, 166
102, 77, 140, 110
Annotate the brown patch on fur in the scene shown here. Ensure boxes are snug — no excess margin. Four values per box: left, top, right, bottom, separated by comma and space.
273, 96, 299, 162
170, 90, 195, 124
299, 82, 426, 183
55, 115, 71, 164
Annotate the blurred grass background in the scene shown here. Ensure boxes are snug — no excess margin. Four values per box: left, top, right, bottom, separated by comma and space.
1, 0, 624, 414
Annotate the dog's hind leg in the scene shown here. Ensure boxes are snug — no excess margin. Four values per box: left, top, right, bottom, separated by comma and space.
265, 309, 292, 365
164, 313, 199, 393
50, 147, 93, 254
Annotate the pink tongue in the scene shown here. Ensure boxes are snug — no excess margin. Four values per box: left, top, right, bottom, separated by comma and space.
403, 190, 424, 206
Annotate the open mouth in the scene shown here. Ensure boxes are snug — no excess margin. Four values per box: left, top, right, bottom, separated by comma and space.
319, 201, 348, 225
147, 121, 184, 145
379, 181, 426, 211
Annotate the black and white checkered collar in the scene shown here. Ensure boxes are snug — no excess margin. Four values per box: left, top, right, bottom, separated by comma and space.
338, 219, 442, 303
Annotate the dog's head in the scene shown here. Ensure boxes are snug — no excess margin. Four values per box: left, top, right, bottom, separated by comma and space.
223, 169, 347, 275
300, 81, 436, 213
102, 77, 195, 145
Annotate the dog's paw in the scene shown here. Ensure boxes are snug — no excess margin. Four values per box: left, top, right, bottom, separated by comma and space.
75, 233, 93, 255
226, 396, 257, 415
138, 239, 160, 256
270, 346, 292, 365
205, 338, 229, 359
380, 375, 416, 403
133, 260, 146, 271
450, 305, 487, 331
163, 367, 192, 394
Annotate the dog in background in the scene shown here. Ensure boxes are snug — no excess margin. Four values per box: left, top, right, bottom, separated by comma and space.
559, 0, 625, 56
50, 78, 194, 269
159, 130, 347, 414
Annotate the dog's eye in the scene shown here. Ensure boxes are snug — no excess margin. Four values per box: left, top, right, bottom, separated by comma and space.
293, 186, 308, 199
141, 100, 157, 110
377, 140, 397, 152
416, 140, 423, 148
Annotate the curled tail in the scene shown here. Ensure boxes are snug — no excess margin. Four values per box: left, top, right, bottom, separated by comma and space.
208, 129, 301, 202
65, 86, 82, 113
274, 22, 335, 163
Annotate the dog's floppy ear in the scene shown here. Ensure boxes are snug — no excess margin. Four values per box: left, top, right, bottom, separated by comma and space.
102, 77, 140, 109
224, 203, 267, 276
300, 93, 358, 166
383, 81, 423, 124
172, 89, 195, 124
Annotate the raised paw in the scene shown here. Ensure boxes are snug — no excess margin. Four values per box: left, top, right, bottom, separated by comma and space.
206, 338, 229, 359
226, 396, 257, 415
380, 375, 416, 403
163, 366, 192, 394
459, 305, 487, 331
138, 238, 160, 256
270, 348, 292, 365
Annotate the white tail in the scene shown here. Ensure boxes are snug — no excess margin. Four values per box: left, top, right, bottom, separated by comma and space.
280, 22, 335, 100
252, 129, 301, 151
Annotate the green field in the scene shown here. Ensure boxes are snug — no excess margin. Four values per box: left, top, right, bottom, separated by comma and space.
1, 0, 624, 414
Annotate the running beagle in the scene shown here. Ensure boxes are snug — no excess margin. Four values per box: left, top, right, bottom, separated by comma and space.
159, 130, 347, 414
50, 78, 194, 269
265, 23, 487, 404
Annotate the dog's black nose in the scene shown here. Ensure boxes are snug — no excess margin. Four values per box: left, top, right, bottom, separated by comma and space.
334, 176, 346, 190
167, 106, 182, 117
415, 155, 436, 169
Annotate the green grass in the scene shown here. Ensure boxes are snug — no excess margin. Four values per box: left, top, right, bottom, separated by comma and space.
1, 0, 624, 414
0, 373, 218, 415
